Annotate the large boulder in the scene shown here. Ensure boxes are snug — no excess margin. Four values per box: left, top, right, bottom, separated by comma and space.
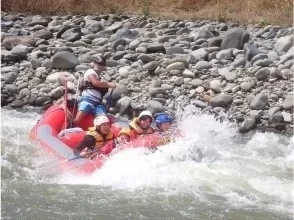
220, 28, 250, 50
52, 51, 79, 69
274, 35, 293, 53
116, 96, 132, 115
2, 36, 35, 50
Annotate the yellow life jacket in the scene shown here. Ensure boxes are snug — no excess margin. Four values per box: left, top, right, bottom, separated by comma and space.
86, 127, 114, 149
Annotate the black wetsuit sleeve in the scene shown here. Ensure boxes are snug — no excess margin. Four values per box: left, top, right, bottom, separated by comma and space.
74, 135, 96, 153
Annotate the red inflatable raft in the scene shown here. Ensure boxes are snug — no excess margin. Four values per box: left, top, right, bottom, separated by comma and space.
29, 104, 162, 175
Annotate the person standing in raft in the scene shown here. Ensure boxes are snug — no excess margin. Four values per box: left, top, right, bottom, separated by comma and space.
73, 56, 116, 127
118, 110, 155, 142
73, 116, 115, 158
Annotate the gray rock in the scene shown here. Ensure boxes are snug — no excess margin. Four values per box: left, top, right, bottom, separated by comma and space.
209, 80, 221, 93
174, 77, 184, 85
195, 61, 212, 70
240, 82, 253, 92
182, 69, 195, 78
2, 66, 18, 73
224, 70, 237, 81
105, 22, 123, 32
166, 62, 185, 72
27, 19, 49, 27
138, 54, 155, 63
274, 35, 293, 52
49, 87, 64, 100
19, 88, 31, 99
3, 72, 17, 83
61, 27, 81, 42
33, 30, 53, 40
129, 39, 141, 50
191, 100, 208, 108
255, 67, 269, 80
146, 43, 166, 54
10, 100, 25, 108
149, 87, 166, 97
250, 93, 268, 110
239, 116, 256, 133
34, 96, 52, 106
251, 54, 268, 64
220, 28, 250, 50
189, 78, 203, 87
117, 96, 132, 115
2, 36, 35, 50
30, 58, 42, 69
92, 38, 109, 46
253, 59, 273, 67
231, 57, 246, 68
283, 95, 293, 110
147, 100, 166, 114
216, 49, 233, 60
4, 84, 17, 96
191, 48, 208, 60
166, 47, 184, 55
85, 20, 103, 33
11, 45, 28, 59
136, 47, 147, 53
271, 112, 284, 123
209, 94, 233, 107
282, 112, 292, 122
143, 61, 160, 72
112, 38, 127, 50
268, 107, 281, 116
113, 28, 138, 40
208, 36, 223, 47
52, 51, 79, 69
244, 43, 259, 62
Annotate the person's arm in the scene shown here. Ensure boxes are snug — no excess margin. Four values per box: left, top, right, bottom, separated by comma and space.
73, 135, 96, 155
88, 74, 116, 89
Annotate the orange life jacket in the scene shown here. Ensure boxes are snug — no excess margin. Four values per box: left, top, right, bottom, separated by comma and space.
119, 117, 154, 141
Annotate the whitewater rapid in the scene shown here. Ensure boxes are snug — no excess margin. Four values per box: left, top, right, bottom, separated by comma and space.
1, 106, 293, 219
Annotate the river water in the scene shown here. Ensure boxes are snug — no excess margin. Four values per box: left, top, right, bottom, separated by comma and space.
1, 107, 293, 220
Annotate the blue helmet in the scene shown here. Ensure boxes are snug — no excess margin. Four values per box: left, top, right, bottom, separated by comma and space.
155, 113, 173, 125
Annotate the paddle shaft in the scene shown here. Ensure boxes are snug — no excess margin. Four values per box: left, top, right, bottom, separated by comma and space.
64, 78, 68, 129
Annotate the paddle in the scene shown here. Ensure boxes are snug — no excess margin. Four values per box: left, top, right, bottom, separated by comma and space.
106, 89, 114, 111
38, 148, 101, 174
64, 78, 68, 129
69, 73, 82, 128
70, 148, 100, 161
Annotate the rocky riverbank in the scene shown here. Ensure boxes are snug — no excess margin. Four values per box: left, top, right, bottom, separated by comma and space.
1, 13, 293, 134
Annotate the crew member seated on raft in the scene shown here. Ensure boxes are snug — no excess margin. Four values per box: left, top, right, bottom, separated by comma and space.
118, 110, 155, 142
155, 113, 174, 133
73, 56, 116, 127
73, 116, 115, 158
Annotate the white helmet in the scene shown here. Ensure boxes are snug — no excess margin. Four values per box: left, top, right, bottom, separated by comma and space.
94, 116, 110, 126
138, 110, 153, 120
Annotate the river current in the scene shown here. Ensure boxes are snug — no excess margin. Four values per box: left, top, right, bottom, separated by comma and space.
1, 107, 293, 220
